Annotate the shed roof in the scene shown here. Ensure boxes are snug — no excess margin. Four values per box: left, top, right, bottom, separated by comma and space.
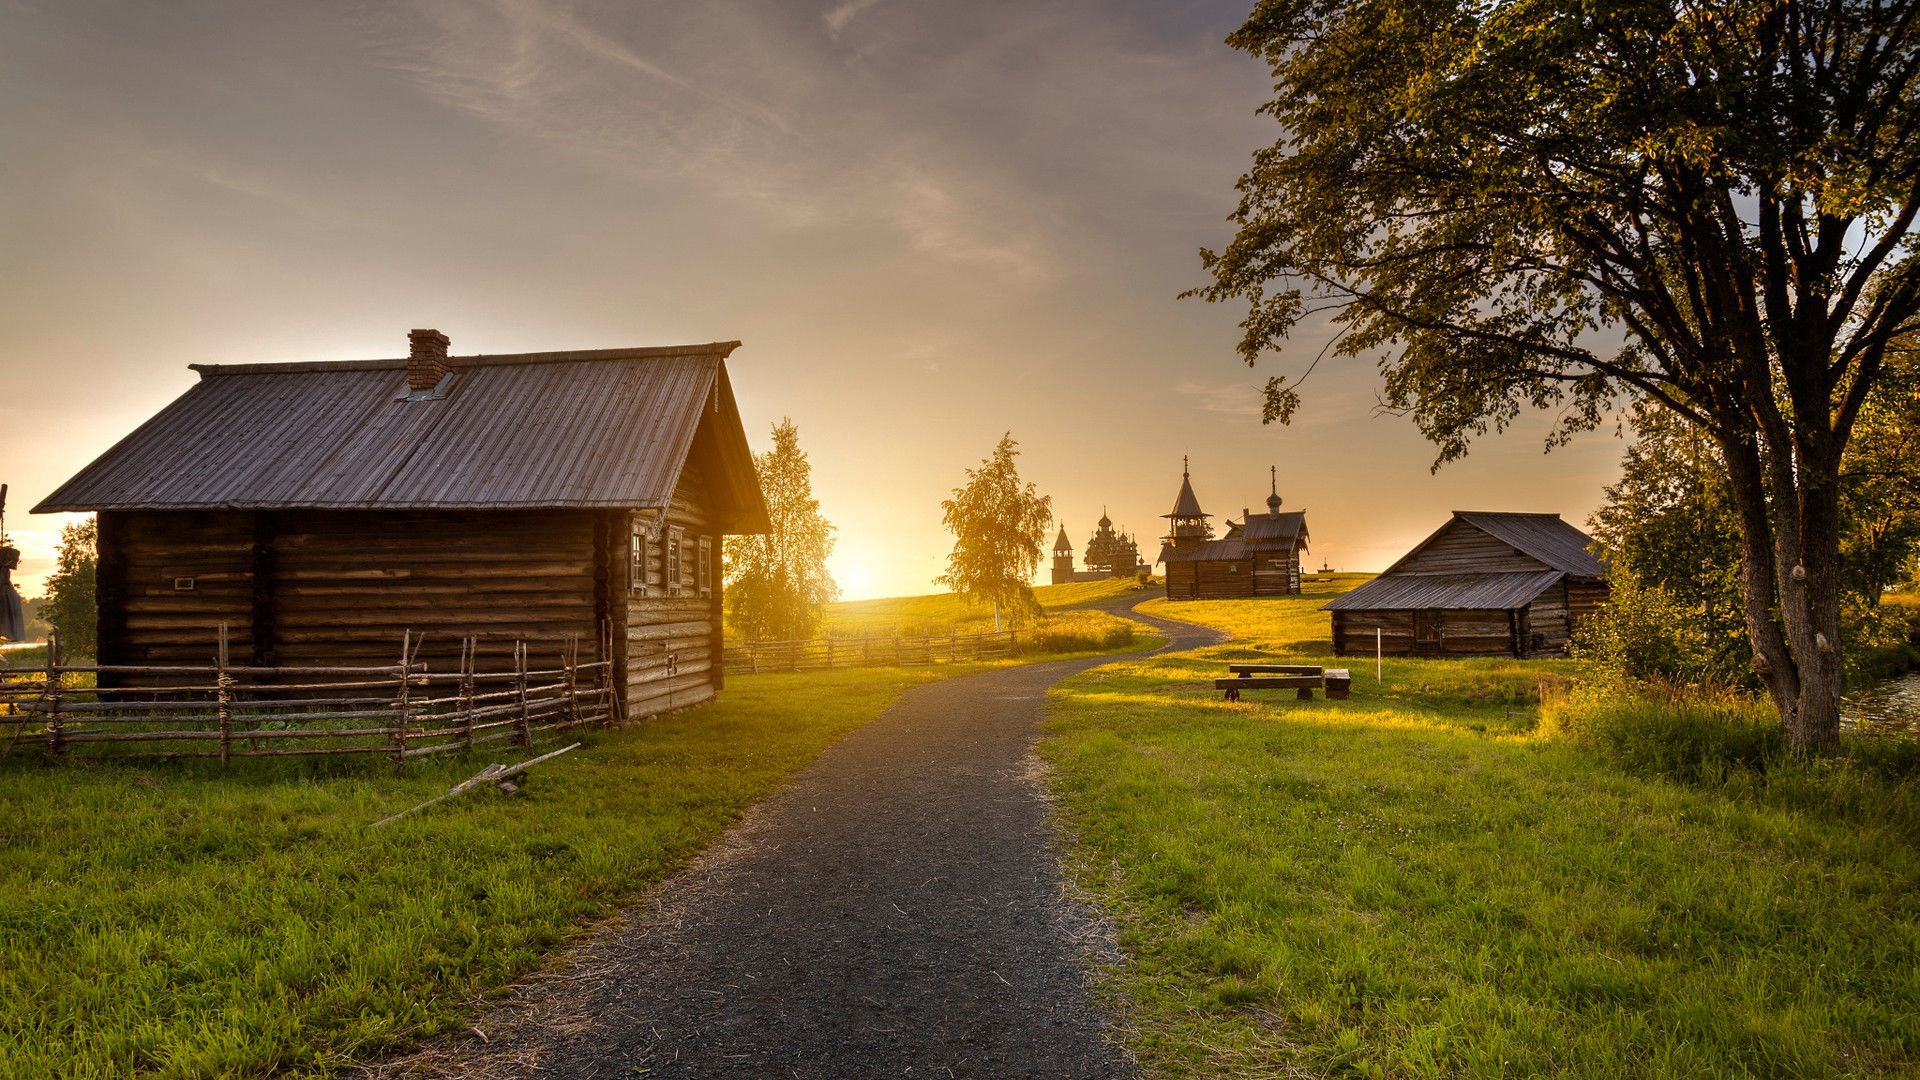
1228, 510, 1308, 546
1157, 538, 1247, 564
1384, 511, 1604, 579
34, 343, 770, 531
1321, 570, 1565, 611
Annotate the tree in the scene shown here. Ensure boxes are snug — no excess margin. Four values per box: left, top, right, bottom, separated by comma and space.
1588, 404, 1750, 683
1194, 1, 1920, 751
938, 434, 1053, 630
1839, 343, 1920, 610
42, 517, 97, 659
724, 420, 839, 641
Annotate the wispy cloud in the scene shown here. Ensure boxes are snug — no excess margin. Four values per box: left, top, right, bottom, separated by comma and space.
1175, 381, 1262, 418
823, 0, 889, 35
381, 0, 1047, 279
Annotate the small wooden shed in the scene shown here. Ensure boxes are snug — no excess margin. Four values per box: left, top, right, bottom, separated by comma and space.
1324, 512, 1607, 658
34, 330, 769, 719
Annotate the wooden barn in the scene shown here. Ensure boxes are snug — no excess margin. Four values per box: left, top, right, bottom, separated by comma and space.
1324, 512, 1608, 658
33, 329, 769, 720
1157, 464, 1309, 600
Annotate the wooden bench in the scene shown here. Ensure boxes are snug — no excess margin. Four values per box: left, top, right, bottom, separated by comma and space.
1227, 663, 1325, 676
1215, 675, 1322, 701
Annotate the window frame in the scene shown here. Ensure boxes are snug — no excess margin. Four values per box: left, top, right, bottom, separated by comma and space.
629, 517, 650, 596
697, 535, 713, 597
666, 526, 685, 596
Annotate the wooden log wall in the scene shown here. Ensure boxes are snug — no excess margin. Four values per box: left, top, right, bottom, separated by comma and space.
622, 457, 725, 720
98, 509, 607, 678
1525, 583, 1571, 656
1163, 558, 1258, 601
1566, 580, 1610, 632
98, 511, 255, 666
1251, 546, 1303, 596
1332, 608, 1526, 657
1394, 521, 1552, 575
269, 510, 602, 672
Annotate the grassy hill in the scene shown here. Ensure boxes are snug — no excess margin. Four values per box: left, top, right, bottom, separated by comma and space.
818, 576, 1155, 639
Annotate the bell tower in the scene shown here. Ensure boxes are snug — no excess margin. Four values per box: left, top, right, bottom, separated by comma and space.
1051, 524, 1075, 585
1161, 457, 1211, 548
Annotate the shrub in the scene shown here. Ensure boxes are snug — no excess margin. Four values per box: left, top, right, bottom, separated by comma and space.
1022, 610, 1137, 654
1570, 574, 1745, 687
1543, 684, 1785, 783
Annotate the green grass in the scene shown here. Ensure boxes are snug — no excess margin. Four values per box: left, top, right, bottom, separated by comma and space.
1043, 583, 1920, 1079
0, 662, 1049, 1079
819, 576, 1154, 639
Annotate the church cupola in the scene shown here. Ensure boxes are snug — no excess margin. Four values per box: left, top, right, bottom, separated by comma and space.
1162, 457, 1211, 547
1266, 465, 1283, 517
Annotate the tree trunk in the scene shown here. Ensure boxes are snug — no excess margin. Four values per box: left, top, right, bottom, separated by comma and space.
1717, 421, 1845, 755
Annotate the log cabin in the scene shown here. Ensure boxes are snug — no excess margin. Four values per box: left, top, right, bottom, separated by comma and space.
1157, 463, 1309, 599
33, 329, 769, 720
1323, 512, 1608, 658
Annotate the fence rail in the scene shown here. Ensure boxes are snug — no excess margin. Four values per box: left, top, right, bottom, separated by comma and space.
724, 629, 1018, 675
0, 628, 621, 766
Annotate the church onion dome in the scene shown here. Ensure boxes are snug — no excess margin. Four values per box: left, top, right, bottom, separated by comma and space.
1098, 506, 1112, 529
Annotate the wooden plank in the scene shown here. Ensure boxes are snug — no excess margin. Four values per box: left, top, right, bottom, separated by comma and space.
1213, 676, 1321, 690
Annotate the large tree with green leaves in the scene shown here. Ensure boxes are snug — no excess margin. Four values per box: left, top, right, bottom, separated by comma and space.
1194, 0, 1920, 751
41, 517, 96, 659
724, 419, 838, 642
938, 434, 1053, 630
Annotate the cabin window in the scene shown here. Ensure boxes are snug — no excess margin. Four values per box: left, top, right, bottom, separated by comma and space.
666, 526, 684, 595
697, 536, 713, 597
629, 518, 650, 596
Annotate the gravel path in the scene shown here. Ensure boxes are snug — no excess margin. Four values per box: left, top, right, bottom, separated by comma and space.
377, 595, 1219, 1080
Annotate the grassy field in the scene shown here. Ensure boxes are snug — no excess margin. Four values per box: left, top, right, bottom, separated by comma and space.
0, 625, 1160, 1080
1044, 579, 1920, 1079
818, 576, 1152, 638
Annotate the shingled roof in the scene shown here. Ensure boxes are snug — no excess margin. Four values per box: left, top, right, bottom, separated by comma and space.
1380, 511, 1604, 579
1165, 473, 1207, 519
35, 341, 770, 532
1323, 569, 1565, 611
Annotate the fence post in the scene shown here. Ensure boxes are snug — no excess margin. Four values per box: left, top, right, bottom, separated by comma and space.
43, 631, 62, 760
749, 641, 759, 675
602, 622, 623, 729
514, 641, 532, 747
459, 636, 476, 752
826, 637, 836, 670
789, 639, 799, 673
565, 637, 582, 730
392, 630, 413, 768
216, 623, 233, 769
949, 630, 957, 662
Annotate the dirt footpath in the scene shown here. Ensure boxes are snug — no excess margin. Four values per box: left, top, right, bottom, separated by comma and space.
376, 596, 1218, 1080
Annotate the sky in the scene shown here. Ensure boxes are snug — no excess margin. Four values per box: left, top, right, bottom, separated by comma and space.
0, 0, 1631, 601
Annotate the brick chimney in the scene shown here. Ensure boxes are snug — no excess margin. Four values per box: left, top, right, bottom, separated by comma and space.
407, 329, 451, 391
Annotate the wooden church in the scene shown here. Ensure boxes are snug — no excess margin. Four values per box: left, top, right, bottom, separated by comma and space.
35, 329, 769, 720
1157, 463, 1309, 600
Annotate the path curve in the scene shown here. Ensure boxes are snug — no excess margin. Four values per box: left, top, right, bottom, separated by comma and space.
378, 593, 1221, 1080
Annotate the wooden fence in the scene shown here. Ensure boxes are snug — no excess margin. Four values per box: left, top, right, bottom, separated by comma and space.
0, 629, 620, 766
723, 629, 1018, 675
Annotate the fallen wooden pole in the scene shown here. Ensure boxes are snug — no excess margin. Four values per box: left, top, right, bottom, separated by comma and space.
368, 742, 582, 828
